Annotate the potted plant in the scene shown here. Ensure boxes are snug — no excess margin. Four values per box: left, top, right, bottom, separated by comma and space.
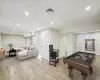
8, 43, 13, 50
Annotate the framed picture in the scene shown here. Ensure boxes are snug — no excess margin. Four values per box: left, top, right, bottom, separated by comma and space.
85, 39, 95, 51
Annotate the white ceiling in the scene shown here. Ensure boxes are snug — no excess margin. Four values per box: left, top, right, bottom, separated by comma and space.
0, 0, 100, 35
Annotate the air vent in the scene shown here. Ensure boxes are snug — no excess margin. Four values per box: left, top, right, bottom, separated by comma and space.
46, 8, 54, 14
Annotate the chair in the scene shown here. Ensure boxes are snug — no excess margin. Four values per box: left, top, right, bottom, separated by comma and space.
49, 45, 59, 67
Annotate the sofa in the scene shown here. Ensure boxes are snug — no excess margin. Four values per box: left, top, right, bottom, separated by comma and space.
16, 48, 38, 60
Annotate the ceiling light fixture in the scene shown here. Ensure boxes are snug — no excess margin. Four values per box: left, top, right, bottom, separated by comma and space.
38, 28, 40, 30
85, 6, 91, 11
32, 32, 35, 35
27, 33, 30, 36
97, 30, 100, 31
24, 34, 27, 37
51, 22, 54, 25
25, 12, 29, 16
17, 24, 20, 27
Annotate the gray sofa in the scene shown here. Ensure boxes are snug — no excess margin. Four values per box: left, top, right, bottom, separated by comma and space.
16, 48, 38, 60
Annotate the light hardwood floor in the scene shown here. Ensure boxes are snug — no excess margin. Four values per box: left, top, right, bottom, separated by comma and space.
0, 56, 100, 80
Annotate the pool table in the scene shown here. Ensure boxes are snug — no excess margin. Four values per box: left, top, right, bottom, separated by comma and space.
63, 52, 96, 80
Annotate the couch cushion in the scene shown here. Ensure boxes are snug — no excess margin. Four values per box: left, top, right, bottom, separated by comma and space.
17, 50, 27, 57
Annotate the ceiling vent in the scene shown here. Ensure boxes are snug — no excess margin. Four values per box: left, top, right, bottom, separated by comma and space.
46, 8, 54, 14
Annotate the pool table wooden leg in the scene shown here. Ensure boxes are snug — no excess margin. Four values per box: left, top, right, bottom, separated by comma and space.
81, 73, 88, 80
63, 58, 65, 64
68, 67, 73, 77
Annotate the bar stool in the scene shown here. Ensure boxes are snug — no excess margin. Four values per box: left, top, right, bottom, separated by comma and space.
49, 45, 59, 67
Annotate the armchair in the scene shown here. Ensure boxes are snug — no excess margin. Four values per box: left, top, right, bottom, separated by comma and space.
49, 45, 59, 67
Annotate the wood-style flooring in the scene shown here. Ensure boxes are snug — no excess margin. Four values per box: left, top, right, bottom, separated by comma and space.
0, 56, 100, 80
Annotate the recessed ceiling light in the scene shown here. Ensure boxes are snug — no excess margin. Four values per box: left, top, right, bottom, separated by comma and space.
25, 12, 29, 16
24, 34, 27, 37
51, 22, 54, 25
38, 28, 40, 30
97, 30, 100, 31
27, 33, 30, 36
85, 6, 91, 11
32, 32, 35, 35
17, 24, 20, 27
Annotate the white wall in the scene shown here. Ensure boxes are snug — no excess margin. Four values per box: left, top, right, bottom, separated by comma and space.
36, 29, 49, 60
76, 32, 100, 55
35, 29, 77, 60
0, 34, 1, 46
35, 28, 63, 60
49, 28, 60, 49
49, 28, 67, 58
26, 37, 32, 46
66, 33, 76, 56
32, 36, 36, 47
49, 31, 77, 57
1, 34, 26, 50
59, 34, 67, 57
